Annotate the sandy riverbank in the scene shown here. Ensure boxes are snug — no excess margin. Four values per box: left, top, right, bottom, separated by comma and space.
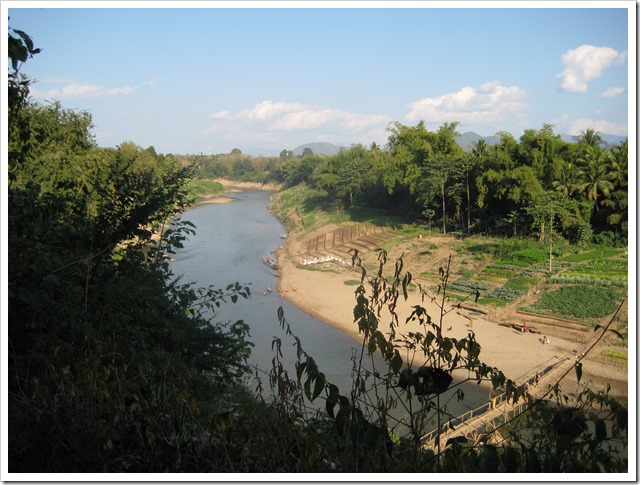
213, 178, 283, 192
191, 178, 283, 206
275, 229, 627, 393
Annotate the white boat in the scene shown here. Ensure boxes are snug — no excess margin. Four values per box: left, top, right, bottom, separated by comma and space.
262, 255, 278, 269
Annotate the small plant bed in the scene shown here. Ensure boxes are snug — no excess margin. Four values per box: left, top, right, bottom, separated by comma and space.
477, 296, 509, 307
558, 247, 625, 262
516, 260, 574, 277
443, 290, 475, 302
550, 259, 628, 287
598, 349, 627, 364
519, 285, 622, 324
503, 276, 538, 292
491, 247, 550, 268
485, 287, 525, 302
449, 278, 493, 292
483, 266, 518, 277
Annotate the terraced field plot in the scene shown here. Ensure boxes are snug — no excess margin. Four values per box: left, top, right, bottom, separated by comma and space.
300, 223, 395, 261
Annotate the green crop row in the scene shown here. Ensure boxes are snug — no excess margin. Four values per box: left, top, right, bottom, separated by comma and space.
558, 247, 624, 262
486, 287, 525, 301
526, 285, 621, 321
548, 275, 627, 287
448, 279, 493, 293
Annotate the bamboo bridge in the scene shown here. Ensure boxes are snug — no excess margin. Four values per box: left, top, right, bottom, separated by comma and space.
420, 317, 616, 451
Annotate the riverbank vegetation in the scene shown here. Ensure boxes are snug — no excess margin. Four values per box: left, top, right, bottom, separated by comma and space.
184, 178, 225, 203
7, 28, 628, 473
191, 120, 628, 248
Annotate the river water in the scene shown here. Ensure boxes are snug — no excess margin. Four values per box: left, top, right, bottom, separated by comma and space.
169, 190, 370, 394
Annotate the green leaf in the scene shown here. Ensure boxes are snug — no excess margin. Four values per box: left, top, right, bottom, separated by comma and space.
312, 373, 325, 401
616, 406, 627, 430
326, 384, 339, 419
390, 352, 403, 374
295, 361, 306, 384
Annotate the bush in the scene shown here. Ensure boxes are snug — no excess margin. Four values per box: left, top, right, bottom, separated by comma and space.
593, 231, 627, 248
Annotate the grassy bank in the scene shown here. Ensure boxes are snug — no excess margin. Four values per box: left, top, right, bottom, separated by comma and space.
185, 179, 225, 203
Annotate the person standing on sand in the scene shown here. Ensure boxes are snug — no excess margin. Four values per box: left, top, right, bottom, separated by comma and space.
522, 323, 527, 334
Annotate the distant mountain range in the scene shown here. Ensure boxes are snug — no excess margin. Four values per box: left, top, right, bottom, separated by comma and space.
291, 142, 344, 156
454, 132, 627, 151
256, 131, 627, 157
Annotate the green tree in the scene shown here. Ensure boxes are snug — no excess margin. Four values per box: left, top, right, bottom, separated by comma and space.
333, 145, 372, 208
580, 153, 614, 210
553, 160, 585, 198
279, 148, 294, 159
575, 128, 604, 149
525, 190, 575, 270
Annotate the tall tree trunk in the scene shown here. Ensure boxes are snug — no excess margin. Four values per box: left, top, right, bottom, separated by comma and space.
466, 168, 471, 236
441, 184, 446, 235
548, 216, 553, 272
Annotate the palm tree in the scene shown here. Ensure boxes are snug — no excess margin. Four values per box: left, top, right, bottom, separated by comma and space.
582, 155, 614, 210
553, 161, 584, 198
471, 138, 488, 161
607, 139, 628, 189
576, 128, 604, 149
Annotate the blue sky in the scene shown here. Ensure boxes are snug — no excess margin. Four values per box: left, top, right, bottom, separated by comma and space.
4, 2, 633, 155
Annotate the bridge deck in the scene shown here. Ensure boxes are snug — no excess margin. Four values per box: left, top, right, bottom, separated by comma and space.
421, 335, 597, 451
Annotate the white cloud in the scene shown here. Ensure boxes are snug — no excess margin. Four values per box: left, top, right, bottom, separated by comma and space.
601, 86, 625, 98
209, 101, 306, 122
203, 100, 392, 149
558, 45, 627, 93
32, 82, 139, 99
568, 117, 628, 137
405, 81, 527, 125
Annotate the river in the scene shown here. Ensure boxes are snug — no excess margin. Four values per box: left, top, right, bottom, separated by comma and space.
169, 190, 372, 394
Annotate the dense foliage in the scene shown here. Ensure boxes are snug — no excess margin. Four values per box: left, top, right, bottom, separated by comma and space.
194, 122, 627, 247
